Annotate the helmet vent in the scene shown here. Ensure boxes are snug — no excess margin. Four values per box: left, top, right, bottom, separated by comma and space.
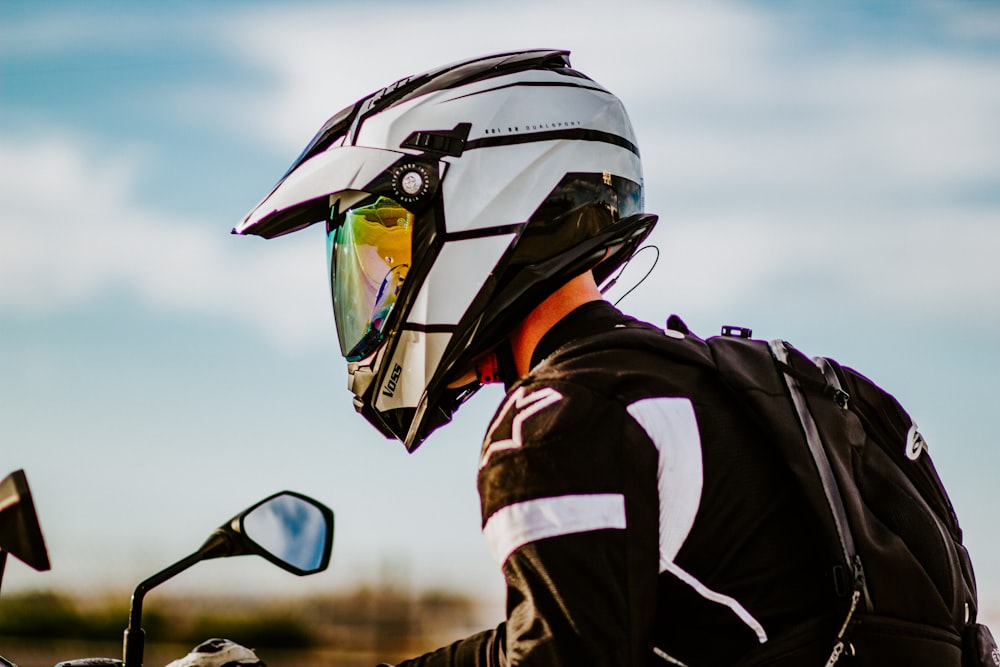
401, 122, 472, 157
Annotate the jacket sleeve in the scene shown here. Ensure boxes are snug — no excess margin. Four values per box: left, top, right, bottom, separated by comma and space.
477, 379, 662, 665
394, 624, 507, 667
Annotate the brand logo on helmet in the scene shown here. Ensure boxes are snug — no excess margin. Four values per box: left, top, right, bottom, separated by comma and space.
382, 363, 403, 398
390, 163, 437, 205
400, 171, 424, 196
482, 119, 582, 137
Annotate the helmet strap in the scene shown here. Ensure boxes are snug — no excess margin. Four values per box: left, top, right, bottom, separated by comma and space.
476, 340, 519, 388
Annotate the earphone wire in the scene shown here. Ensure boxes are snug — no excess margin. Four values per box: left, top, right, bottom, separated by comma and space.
601, 245, 660, 307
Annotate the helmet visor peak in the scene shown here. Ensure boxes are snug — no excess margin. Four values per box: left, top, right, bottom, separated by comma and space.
328, 195, 414, 361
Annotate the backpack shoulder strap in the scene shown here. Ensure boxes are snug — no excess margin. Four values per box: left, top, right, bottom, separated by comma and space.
705, 336, 869, 599
706, 336, 871, 665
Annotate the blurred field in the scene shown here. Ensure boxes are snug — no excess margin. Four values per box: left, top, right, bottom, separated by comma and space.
3, 588, 997, 666
0, 586, 494, 667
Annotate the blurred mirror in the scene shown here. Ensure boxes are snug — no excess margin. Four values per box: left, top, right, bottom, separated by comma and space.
0, 470, 50, 577
240, 491, 332, 574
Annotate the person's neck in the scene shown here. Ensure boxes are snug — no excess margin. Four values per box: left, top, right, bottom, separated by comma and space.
509, 272, 604, 377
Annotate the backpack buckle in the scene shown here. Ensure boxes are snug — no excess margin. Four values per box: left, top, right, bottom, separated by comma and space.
721, 325, 753, 338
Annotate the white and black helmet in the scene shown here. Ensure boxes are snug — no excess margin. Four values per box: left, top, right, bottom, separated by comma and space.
235, 49, 657, 450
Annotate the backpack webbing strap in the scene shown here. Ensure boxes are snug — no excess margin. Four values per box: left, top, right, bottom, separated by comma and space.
768, 340, 871, 664
768, 341, 868, 598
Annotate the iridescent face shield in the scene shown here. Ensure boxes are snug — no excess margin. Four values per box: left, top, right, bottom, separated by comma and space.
327, 196, 414, 362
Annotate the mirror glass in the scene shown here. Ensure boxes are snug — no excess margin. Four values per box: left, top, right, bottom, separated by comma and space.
241, 493, 329, 573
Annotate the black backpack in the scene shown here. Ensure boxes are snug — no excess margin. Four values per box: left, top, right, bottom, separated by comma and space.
704, 326, 996, 666
562, 321, 997, 665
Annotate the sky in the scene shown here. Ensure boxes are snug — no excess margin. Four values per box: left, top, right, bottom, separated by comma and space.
2, 0, 999, 626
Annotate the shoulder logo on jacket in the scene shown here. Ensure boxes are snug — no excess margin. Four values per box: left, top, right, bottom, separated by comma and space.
480, 386, 563, 470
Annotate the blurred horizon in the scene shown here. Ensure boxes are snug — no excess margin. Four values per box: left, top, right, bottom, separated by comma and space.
2, 0, 998, 637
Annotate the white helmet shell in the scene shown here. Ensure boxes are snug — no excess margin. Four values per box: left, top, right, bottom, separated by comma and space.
235, 50, 656, 450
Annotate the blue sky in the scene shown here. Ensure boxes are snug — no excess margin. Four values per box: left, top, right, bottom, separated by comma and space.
2, 0, 999, 624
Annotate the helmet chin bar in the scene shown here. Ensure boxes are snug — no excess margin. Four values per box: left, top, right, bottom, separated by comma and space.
346, 329, 449, 444
349, 359, 413, 441
345, 344, 410, 440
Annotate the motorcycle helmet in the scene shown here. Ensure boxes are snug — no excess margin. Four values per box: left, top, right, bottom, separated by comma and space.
234, 49, 657, 450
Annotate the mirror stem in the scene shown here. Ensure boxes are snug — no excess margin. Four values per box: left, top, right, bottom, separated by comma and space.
123, 531, 232, 667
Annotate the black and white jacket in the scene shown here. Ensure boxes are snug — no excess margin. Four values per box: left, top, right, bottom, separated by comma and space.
398, 302, 835, 667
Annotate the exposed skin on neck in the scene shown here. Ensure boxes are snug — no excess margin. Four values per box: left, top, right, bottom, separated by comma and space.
509, 271, 604, 378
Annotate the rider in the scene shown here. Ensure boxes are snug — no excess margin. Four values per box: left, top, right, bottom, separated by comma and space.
234, 50, 836, 666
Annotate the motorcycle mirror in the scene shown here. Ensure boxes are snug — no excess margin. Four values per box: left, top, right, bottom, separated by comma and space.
118, 491, 334, 667
0, 469, 50, 596
213, 490, 334, 575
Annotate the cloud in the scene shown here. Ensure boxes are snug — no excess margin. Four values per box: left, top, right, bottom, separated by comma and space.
2, 0, 997, 351
211, 1, 773, 154
631, 48, 1000, 211
626, 44, 1000, 325
618, 206, 1000, 327
0, 132, 332, 349
212, 1, 999, 322
214, 0, 1000, 196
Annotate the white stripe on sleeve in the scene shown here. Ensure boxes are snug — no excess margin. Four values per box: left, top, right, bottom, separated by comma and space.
626, 396, 704, 567
628, 396, 767, 643
483, 493, 627, 566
